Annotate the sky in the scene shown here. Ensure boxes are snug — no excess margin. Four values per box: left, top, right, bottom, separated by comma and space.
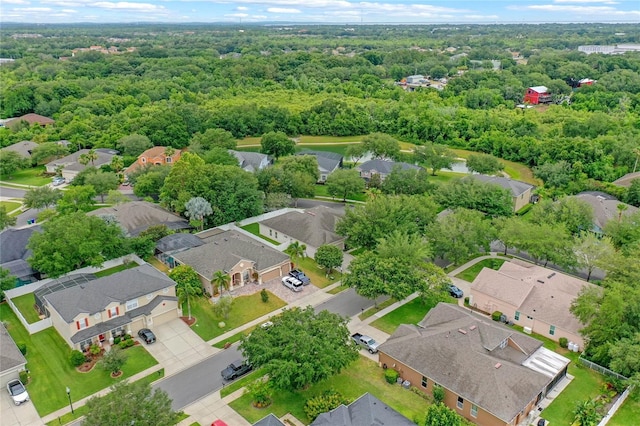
2, 0, 640, 24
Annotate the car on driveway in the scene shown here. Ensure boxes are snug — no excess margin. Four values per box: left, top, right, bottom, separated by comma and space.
282, 276, 303, 292
7, 379, 29, 405
221, 360, 252, 381
289, 269, 311, 285
52, 177, 66, 186
137, 328, 156, 344
211, 421, 228, 426
448, 284, 464, 298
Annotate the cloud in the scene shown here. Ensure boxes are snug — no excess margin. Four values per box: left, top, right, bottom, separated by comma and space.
3, 0, 30, 4
61, 8, 77, 12
13, 7, 52, 11
267, 7, 301, 13
224, 12, 248, 18
554, 0, 618, 3
236, 6, 248, 11
90, 2, 165, 11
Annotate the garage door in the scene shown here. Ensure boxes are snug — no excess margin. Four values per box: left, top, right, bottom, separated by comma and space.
152, 309, 178, 326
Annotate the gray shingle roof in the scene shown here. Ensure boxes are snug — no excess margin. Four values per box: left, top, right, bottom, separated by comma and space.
1, 140, 38, 158
612, 172, 640, 188
379, 303, 552, 424
253, 414, 285, 426
43, 264, 176, 323
466, 174, 534, 197
0, 226, 42, 264
45, 149, 116, 172
0, 323, 27, 374
310, 393, 414, 426
172, 230, 289, 280
259, 206, 344, 248
88, 201, 189, 236
297, 150, 343, 173
156, 233, 204, 254
573, 192, 638, 231
357, 159, 421, 175
229, 150, 271, 172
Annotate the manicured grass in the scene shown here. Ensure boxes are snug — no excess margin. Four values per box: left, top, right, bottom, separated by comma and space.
370, 296, 450, 335
358, 298, 396, 320
295, 256, 342, 289
10, 293, 41, 324
229, 356, 429, 424
295, 144, 351, 157
0, 304, 158, 416
236, 136, 262, 147
314, 184, 367, 202
147, 256, 170, 272
0, 200, 22, 212
327, 285, 348, 295
448, 148, 540, 186
240, 222, 279, 245
455, 258, 507, 282
213, 327, 254, 349
188, 291, 286, 342
220, 367, 268, 398
299, 135, 366, 144
427, 170, 466, 184
93, 261, 138, 278
0, 166, 51, 186
610, 387, 640, 426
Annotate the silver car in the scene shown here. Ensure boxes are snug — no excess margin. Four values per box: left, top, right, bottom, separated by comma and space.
7, 379, 29, 405
281, 276, 303, 292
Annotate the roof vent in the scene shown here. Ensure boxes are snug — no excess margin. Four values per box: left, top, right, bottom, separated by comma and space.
469, 325, 477, 331
547, 273, 556, 279
537, 279, 545, 284
458, 329, 467, 335
495, 363, 502, 369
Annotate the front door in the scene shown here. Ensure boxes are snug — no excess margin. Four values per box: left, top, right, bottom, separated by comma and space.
99, 334, 105, 342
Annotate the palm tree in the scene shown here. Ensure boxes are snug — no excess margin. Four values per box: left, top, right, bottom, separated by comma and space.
617, 203, 628, 223
285, 241, 306, 268
176, 281, 199, 321
212, 270, 231, 296
78, 148, 98, 166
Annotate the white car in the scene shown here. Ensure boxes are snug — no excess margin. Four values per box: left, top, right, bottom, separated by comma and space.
7, 379, 29, 405
52, 177, 66, 186
281, 276, 303, 292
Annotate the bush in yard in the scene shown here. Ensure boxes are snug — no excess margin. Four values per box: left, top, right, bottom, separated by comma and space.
89, 344, 102, 356
260, 288, 269, 303
100, 346, 128, 375
19, 370, 29, 384
245, 379, 273, 408
17, 342, 27, 355
559, 337, 568, 348
123, 333, 132, 340
384, 368, 399, 384
491, 311, 503, 321
70, 350, 86, 367
212, 295, 233, 319
113, 336, 121, 345
304, 389, 349, 422
432, 384, 445, 404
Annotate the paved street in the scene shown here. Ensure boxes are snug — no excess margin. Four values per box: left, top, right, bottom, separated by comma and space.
315, 287, 389, 318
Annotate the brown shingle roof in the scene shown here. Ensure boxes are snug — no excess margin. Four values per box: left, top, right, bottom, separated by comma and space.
6, 113, 55, 126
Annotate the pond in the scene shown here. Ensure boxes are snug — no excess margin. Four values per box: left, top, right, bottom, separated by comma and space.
443, 160, 471, 174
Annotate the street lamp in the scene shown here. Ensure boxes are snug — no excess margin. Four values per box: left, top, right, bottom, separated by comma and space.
66, 386, 74, 414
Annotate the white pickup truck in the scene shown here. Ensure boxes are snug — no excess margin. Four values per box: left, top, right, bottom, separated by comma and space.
352, 333, 379, 354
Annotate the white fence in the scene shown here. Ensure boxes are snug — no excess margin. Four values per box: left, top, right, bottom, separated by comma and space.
597, 385, 634, 426
579, 357, 628, 381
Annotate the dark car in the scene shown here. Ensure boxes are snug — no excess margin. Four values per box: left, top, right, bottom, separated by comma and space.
137, 328, 156, 344
448, 284, 464, 298
221, 360, 252, 381
289, 269, 311, 285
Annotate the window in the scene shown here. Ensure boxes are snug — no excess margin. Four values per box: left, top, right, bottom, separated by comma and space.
499, 338, 507, 349
549, 325, 556, 336
166, 157, 172, 163
457, 396, 464, 409
421, 376, 427, 388
269, 229, 272, 236
275, 232, 278, 238
141, 157, 146, 163
471, 404, 478, 417
126, 299, 138, 310
76, 318, 88, 330
108, 306, 119, 318
514, 311, 520, 320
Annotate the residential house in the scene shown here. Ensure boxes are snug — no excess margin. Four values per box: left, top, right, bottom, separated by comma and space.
229, 150, 271, 172
0, 226, 42, 285
165, 230, 291, 295
296, 150, 343, 183
612, 172, 640, 188
572, 191, 638, 234
253, 414, 285, 426
35, 264, 179, 350
310, 393, 414, 426
1, 140, 38, 159
87, 201, 190, 236
259, 206, 345, 257
470, 259, 598, 348
378, 303, 570, 426
4, 113, 55, 127
523, 86, 552, 104
124, 146, 183, 176
356, 159, 422, 182
155, 232, 204, 269
466, 175, 535, 212
406, 75, 425, 84
45, 148, 118, 181
0, 323, 28, 388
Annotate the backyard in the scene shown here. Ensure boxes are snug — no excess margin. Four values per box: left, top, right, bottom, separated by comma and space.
240, 222, 279, 245
0, 200, 22, 213
93, 261, 139, 278
610, 387, 640, 425
11, 293, 41, 324
229, 356, 429, 425
455, 257, 507, 282
370, 295, 451, 334
0, 303, 158, 416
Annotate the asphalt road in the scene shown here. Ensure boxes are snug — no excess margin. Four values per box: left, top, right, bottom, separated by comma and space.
0, 186, 27, 198
314, 287, 388, 318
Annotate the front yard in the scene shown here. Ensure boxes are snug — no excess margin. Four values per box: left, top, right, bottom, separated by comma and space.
0, 303, 158, 416
295, 256, 342, 289
455, 257, 507, 282
0, 166, 51, 186
186, 291, 286, 342
370, 295, 451, 334
229, 356, 429, 425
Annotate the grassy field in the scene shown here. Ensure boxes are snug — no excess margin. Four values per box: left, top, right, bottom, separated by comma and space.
295, 144, 353, 157
93, 261, 138, 278
609, 387, 640, 425
295, 256, 342, 289
455, 258, 507, 282
229, 356, 429, 424
0, 304, 158, 416
314, 183, 367, 202
240, 223, 279, 245
449, 148, 539, 185
10, 293, 41, 324
0, 200, 22, 212
370, 297, 450, 335
427, 170, 466, 185
187, 291, 286, 341
0, 166, 51, 186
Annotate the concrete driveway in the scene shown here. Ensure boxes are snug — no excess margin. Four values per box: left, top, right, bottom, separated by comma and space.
140, 319, 217, 375
1, 393, 44, 426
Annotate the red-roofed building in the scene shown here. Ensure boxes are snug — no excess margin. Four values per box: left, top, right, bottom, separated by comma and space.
124, 146, 183, 176
523, 86, 552, 105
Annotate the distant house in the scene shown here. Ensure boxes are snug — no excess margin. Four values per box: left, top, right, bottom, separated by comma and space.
356, 159, 422, 182
470, 259, 598, 347
612, 171, 640, 188
378, 303, 570, 426
0, 226, 43, 285
406, 74, 425, 84
36, 264, 179, 350
259, 206, 345, 257
165, 230, 291, 294
124, 146, 183, 176
228, 150, 271, 172
45, 148, 118, 181
0, 323, 27, 388
1, 140, 38, 159
4, 113, 55, 127
466, 175, 535, 212
296, 150, 343, 183
523, 86, 552, 104
87, 201, 190, 236
310, 393, 414, 426
578, 78, 595, 87
572, 191, 638, 234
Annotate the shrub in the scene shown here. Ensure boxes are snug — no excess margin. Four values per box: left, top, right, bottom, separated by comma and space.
119, 341, 128, 349
245, 379, 272, 407
260, 289, 269, 303
491, 311, 503, 321
17, 342, 27, 355
384, 368, 399, 384
123, 333, 132, 340
100, 346, 128, 374
19, 370, 29, 384
89, 344, 102, 355
559, 337, 569, 348
432, 385, 445, 405
304, 389, 348, 421
125, 338, 135, 347
463, 296, 470, 306
70, 350, 86, 367
113, 337, 121, 345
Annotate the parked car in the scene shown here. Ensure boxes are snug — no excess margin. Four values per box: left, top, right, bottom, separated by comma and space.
221, 360, 252, 381
352, 333, 379, 354
448, 284, 464, 298
282, 276, 303, 292
289, 269, 311, 285
7, 379, 29, 405
137, 328, 156, 344
52, 177, 66, 186
260, 321, 274, 329
211, 421, 228, 426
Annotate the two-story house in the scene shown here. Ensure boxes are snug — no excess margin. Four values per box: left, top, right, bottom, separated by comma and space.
124, 146, 183, 176
34, 264, 179, 351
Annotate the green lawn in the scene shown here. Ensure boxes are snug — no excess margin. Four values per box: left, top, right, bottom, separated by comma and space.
188, 291, 286, 341
314, 184, 367, 202
147, 256, 170, 272
370, 296, 450, 335
327, 285, 348, 295
10, 293, 41, 324
298, 135, 366, 144
455, 258, 507, 282
220, 367, 268, 398
93, 261, 138, 278
213, 327, 254, 349
0, 166, 51, 186
240, 223, 279, 245
358, 298, 396, 321
295, 144, 352, 157
0, 304, 158, 416
295, 256, 342, 289
229, 356, 429, 424
448, 148, 540, 186
426, 170, 466, 185
610, 387, 640, 425
0, 200, 22, 212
